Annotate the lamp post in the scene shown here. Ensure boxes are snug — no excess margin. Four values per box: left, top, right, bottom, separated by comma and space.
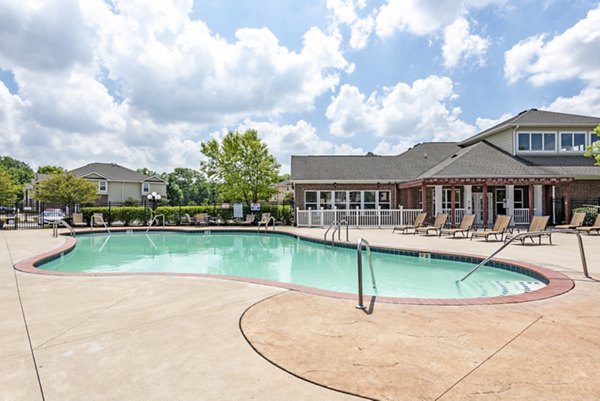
147, 191, 161, 211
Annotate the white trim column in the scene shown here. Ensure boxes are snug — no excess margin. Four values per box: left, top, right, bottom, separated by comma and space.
464, 185, 472, 215
434, 185, 443, 216
534, 185, 543, 216
506, 185, 515, 218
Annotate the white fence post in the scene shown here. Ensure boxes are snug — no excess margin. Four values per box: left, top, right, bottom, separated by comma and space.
400, 205, 404, 226
377, 206, 381, 228
308, 207, 312, 227
320, 207, 324, 228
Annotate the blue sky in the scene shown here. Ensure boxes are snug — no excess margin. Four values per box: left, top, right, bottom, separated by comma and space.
1, 0, 599, 174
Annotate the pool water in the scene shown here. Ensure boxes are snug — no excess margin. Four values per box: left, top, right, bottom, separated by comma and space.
39, 232, 545, 299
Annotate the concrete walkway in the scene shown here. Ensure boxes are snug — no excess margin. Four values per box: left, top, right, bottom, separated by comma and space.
2, 227, 599, 400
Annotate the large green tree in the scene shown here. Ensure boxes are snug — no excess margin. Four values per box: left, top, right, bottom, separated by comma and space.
0, 156, 34, 185
163, 167, 209, 206
584, 124, 600, 165
0, 167, 21, 204
200, 129, 280, 205
37, 165, 66, 174
34, 174, 99, 206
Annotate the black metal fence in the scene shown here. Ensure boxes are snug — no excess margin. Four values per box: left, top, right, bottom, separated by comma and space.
550, 197, 600, 225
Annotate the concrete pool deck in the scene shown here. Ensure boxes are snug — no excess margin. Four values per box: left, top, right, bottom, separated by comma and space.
1, 227, 599, 400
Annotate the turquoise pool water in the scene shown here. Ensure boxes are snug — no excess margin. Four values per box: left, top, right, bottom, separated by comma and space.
39, 232, 545, 299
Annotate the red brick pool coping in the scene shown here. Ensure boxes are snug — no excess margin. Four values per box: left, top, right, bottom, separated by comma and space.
13, 229, 574, 306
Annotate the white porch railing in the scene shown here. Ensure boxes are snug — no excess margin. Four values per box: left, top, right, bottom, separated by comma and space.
513, 208, 530, 225
296, 207, 423, 228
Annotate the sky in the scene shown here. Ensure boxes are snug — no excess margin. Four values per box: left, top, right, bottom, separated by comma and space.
1, 0, 600, 175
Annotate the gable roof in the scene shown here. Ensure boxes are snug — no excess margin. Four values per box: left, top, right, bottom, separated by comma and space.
460, 109, 600, 146
291, 143, 461, 182
70, 163, 166, 183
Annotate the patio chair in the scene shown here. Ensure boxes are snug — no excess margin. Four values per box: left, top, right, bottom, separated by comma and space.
506, 215, 551, 245
392, 212, 427, 234
91, 213, 109, 229
240, 214, 255, 226
576, 214, 600, 235
194, 213, 208, 226
180, 213, 193, 226
470, 215, 512, 242
71, 212, 87, 227
439, 214, 475, 238
415, 213, 448, 236
555, 211, 586, 229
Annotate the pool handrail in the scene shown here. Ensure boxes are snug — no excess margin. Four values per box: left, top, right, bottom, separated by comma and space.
258, 216, 276, 233
331, 219, 349, 244
324, 221, 336, 244
146, 214, 165, 232
91, 214, 111, 233
52, 219, 75, 237
458, 229, 589, 282
356, 238, 377, 310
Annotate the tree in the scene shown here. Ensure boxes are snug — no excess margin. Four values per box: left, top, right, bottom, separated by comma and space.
0, 156, 34, 185
34, 174, 99, 206
584, 124, 600, 165
37, 165, 66, 174
163, 167, 210, 206
137, 167, 160, 177
200, 129, 280, 205
0, 167, 21, 204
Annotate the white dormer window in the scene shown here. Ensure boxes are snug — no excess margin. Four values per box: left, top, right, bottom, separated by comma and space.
517, 132, 556, 152
98, 180, 107, 193
142, 182, 149, 194
560, 132, 586, 152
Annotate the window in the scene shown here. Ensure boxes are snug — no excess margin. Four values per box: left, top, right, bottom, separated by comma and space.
560, 132, 586, 151
334, 191, 347, 209
363, 191, 376, 209
320, 191, 332, 209
98, 180, 107, 193
517, 132, 556, 152
441, 188, 461, 210
142, 182, 150, 193
305, 191, 317, 209
514, 188, 524, 208
591, 132, 599, 146
349, 191, 361, 209
378, 191, 391, 209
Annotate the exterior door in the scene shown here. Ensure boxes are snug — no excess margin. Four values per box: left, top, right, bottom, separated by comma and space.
473, 193, 493, 225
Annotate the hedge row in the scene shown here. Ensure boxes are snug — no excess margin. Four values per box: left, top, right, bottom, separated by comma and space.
572, 207, 599, 226
80, 205, 294, 225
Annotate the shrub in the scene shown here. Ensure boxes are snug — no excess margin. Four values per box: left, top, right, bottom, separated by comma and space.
572, 207, 599, 226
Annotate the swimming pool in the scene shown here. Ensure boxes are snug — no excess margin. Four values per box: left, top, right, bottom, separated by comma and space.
36, 231, 548, 300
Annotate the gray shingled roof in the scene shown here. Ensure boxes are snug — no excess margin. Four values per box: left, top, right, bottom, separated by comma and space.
419, 142, 541, 179
69, 163, 164, 183
460, 109, 600, 146
291, 143, 460, 182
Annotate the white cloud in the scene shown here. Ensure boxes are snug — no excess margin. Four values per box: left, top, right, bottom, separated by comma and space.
547, 87, 600, 117
326, 76, 477, 143
442, 17, 489, 69
504, 6, 600, 86
225, 119, 364, 173
475, 112, 513, 131
326, 0, 374, 49
0, 0, 353, 173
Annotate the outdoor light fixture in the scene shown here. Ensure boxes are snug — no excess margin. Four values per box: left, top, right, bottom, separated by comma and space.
147, 191, 161, 210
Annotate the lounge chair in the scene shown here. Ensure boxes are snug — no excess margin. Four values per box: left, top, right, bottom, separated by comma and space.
506, 215, 551, 245
194, 213, 208, 226
576, 214, 600, 235
240, 214, 255, 226
415, 213, 448, 236
71, 212, 87, 227
91, 213, 108, 229
555, 211, 586, 229
392, 212, 427, 234
439, 214, 475, 238
470, 215, 512, 241
180, 213, 193, 226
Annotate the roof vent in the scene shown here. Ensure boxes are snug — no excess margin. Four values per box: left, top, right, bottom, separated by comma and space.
423, 153, 427, 158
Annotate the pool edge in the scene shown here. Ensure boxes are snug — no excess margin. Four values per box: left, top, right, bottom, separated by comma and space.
13, 229, 575, 306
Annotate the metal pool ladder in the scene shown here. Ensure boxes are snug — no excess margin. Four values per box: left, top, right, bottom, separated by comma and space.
458, 229, 589, 282
146, 214, 165, 232
52, 220, 76, 237
324, 220, 349, 245
356, 238, 377, 309
258, 216, 275, 233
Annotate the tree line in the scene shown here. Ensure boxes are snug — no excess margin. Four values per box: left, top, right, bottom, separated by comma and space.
0, 129, 288, 207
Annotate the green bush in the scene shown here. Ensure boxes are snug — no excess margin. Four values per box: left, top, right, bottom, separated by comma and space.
80, 205, 294, 226
572, 207, 599, 226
